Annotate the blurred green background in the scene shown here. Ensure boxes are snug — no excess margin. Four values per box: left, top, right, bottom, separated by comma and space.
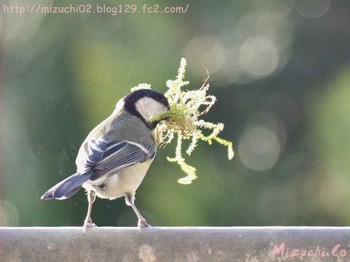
2, 0, 350, 227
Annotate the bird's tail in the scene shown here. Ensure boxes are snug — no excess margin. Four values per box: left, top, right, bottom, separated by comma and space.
41, 171, 93, 200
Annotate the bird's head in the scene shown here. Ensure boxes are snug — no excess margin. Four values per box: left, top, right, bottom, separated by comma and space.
121, 89, 170, 129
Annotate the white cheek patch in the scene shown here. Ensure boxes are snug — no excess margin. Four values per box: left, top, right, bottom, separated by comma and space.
135, 97, 167, 121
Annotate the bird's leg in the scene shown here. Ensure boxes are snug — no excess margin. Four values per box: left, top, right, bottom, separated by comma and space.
125, 192, 151, 229
83, 190, 97, 232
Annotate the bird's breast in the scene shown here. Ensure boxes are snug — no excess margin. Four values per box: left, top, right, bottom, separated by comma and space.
82, 159, 153, 200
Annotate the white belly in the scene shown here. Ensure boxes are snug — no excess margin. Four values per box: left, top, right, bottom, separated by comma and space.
82, 160, 153, 200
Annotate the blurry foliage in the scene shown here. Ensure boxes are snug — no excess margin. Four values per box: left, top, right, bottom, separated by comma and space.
306, 67, 350, 224
2, 0, 350, 227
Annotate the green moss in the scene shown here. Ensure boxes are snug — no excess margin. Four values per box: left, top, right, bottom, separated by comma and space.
133, 58, 234, 184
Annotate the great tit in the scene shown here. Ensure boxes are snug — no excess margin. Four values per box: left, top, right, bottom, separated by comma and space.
41, 89, 170, 231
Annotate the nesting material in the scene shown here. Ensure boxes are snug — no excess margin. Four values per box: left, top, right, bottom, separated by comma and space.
132, 58, 234, 184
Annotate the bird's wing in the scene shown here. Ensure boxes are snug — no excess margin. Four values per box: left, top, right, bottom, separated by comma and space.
77, 138, 156, 180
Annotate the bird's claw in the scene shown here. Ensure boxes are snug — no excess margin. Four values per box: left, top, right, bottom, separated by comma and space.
83, 221, 97, 232
138, 219, 151, 229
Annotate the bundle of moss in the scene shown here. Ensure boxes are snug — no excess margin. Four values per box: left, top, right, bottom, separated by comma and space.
131, 58, 234, 184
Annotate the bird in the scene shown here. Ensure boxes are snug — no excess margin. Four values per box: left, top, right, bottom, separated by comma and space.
41, 89, 170, 231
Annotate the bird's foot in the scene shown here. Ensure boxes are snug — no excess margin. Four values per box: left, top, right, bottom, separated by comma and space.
138, 219, 151, 229
83, 220, 97, 233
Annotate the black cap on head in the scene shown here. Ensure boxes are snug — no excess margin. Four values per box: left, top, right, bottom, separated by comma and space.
124, 89, 169, 109
123, 89, 170, 129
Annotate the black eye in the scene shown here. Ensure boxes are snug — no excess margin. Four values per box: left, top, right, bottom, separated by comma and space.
163, 99, 170, 108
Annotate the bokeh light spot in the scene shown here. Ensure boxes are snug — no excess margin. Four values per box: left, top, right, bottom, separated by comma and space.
293, 0, 331, 18
183, 35, 226, 75
239, 36, 279, 77
238, 127, 281, 171
0, 199, 19, 226
254, 0, 294, 16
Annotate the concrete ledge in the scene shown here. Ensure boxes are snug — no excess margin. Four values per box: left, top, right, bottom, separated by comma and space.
1, 227, 350, 261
